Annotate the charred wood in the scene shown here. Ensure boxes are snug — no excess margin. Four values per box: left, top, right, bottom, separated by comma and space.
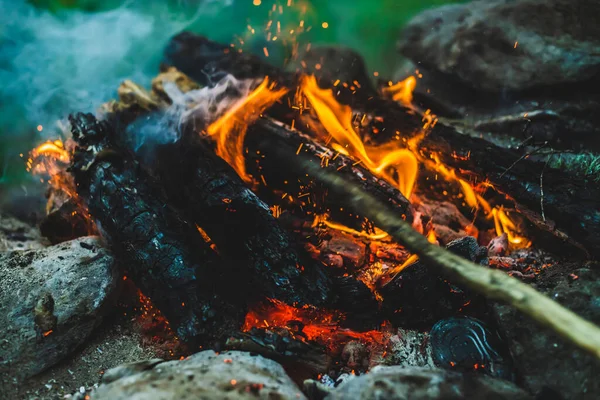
112, 123, 332, 308
244, 117, 413, 225
163, 32, 600, 257
225, 328, 331, 374
379, 236, 488, 328
68, 112, 245, 345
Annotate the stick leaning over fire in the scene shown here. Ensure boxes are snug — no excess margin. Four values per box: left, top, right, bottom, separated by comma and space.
296, 157, 600, 360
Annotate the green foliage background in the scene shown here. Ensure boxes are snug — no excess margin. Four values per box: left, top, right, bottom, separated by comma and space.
0, 0, 464, 187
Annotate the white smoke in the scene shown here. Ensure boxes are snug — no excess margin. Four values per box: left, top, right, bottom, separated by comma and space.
125, 74, 258, 152
0, 0, 233, 136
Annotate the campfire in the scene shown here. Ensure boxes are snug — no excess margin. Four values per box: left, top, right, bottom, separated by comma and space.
20, 22, 600, 399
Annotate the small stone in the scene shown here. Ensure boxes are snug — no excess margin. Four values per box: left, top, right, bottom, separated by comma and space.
326, 366, 531, 400
0, 237, 117, 384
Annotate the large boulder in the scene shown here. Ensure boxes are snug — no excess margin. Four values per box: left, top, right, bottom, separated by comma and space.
90, 350, 307, 400
0, 236, 118, 383
398, 0, 600, 92
326, 366, 531, 400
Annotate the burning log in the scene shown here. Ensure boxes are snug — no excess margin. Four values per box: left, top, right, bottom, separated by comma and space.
162, 34, 413, 224
294, 157, 600, 361
99, 72, 390, 315
244, 117, 414, 225
113, 126, 333, 308
164, 32, 600, 257
68, 113, 245, 345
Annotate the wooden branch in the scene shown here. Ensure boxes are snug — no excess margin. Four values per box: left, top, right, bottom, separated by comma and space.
295, 154, 600, 360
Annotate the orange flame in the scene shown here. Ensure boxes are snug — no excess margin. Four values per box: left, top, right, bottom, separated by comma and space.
424, 154, 529, 249
382, 76, 417, 106
300, 75, 418, 199
27, 140, 70, 176
28, 138, 96, 233
206, 77, 288, 182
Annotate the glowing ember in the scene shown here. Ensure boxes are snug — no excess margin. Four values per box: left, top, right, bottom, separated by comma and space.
300, 75, 418, 199
383, 76, 417, 106
243, 298, 386, 349
206, 77, 287, 182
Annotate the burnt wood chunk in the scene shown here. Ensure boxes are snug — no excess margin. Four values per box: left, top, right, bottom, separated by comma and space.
68, 113, 244, 345
120, 128, 332, 307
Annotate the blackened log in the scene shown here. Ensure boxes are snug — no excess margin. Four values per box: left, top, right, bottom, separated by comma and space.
107, 109, 379, 313
68, 113, 245, 345
379, 236, 488, 329
225, 329, 331, 374
114, 124, 333, 308
244, 117, 413, 225
418, 124, 600, 257
165, 32, 292, 87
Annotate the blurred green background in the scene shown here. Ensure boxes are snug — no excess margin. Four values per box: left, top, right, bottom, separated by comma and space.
0, 0, 463, 189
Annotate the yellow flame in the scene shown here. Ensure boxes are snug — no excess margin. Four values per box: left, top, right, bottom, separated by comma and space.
206, 77, 288, 182
27, 139, 71, 177
492, 207, 530, 247
312, 214, 389, 240
300, 75, 418, 199
30, 140, 70, 164
382, 76, 417, 106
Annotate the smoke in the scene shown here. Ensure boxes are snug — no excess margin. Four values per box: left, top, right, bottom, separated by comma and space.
0, 1, 232, 133
126, 74, 258, 152
0, 0, 235, 183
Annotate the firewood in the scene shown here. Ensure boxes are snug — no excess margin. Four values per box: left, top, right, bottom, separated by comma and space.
244, 117, 414, 224
102, 76, 385, 314
68, 113, 245, 345
112, 127, 334, 308
164, 32, 600, 257
294, 155, 600, 361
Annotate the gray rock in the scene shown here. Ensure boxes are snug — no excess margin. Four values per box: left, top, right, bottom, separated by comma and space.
326, 366, 531, 400
398, 0, 600, 92
0, 236, 118, 383
493, 266, 600, 398
91, 350, 307, 400
0, 214, 47, 251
